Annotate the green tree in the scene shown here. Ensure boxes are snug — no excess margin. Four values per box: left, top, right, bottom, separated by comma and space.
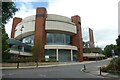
2, 2, 18, 60
83, 48, 90, 53
116, 35, 120, 56
102, 57, 120, 72
93, 47, 103, 54
83, 47, 103, 54
32, 44, 39, 67
2, 24, 10, 60
32, 41, 43, 67
104, 44, 117, 57
101, 36, 120, 73
2, 2, 18, 24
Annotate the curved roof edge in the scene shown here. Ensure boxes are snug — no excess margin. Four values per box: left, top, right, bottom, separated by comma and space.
17, 14, 74, 25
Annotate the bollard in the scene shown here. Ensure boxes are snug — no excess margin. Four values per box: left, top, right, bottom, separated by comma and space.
100, 67, 102, 75
17, 60, 20, 68
83, 64, 86, 70
17, 62, 19, 68
36, 61, 38, 68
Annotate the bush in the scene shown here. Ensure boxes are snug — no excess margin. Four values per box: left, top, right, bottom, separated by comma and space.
101, 66, 108, 72
46, 58, 57, 62
102, 57, 120, 73
3, 59, 32, 63
115, 57, 120, 71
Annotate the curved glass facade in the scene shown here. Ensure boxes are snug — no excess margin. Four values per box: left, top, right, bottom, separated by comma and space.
22, 33, 71, 45
46, 33, 71, 45
20, 33, 77, 62
22, 35, 34, 45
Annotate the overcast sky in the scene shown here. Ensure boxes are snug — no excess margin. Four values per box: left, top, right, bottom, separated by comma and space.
5, 0, 120, 49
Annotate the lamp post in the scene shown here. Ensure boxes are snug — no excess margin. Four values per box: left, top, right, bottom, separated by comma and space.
90, 42, 94, 53
20, 25, 24, 41
112, 49, 117, 74
17, 25, 24, 68
95, 52, 97, 62
95, 42, 98, 62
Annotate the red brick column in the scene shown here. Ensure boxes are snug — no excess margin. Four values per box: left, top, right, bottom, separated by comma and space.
71, 15, 83, 62
89, 28, 94, 48
34, 7, 47, 62
89, 28, 94, 53
11, 17, 22, 38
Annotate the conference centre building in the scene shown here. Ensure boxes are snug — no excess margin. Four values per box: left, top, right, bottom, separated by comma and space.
9, 7, 84, 62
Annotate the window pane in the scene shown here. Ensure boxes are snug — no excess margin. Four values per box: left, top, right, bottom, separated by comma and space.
46, 33, 71, 45
22, 35, 34, 45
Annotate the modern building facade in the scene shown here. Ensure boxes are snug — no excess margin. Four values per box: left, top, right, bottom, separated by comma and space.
82, 28, 94, 49
11, 7, 83, 62
7, 38, 32, 59
118, 3, 120, 61
82, 28, 94, 54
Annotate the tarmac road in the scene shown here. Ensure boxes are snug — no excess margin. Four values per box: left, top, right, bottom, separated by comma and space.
2, 59, 111, 78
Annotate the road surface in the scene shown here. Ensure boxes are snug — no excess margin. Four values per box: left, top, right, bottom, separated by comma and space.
2, 59, 111, 78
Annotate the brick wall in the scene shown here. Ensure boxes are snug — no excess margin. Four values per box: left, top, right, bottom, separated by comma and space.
34, 7, 47, 61
71, 15, 83, 62
11, 17, 22, 38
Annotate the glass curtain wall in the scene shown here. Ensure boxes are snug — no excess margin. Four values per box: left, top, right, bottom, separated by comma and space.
45, 49, 56, 61
22, 33, 71, 45
73, 50, 78, 61
46, 33, 71, 45
22, 35, 34, 46
58, 49, 71, 62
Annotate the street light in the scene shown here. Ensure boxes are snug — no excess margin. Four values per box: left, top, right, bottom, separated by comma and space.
17, 25, 24, 68
20, 25, 24, 41
95, 42, 98, 62
90, 42, 94, 53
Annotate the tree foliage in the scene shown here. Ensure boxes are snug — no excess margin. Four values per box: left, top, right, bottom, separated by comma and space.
2, 2, 18, 24
116, 35, 120, 56
102, 57, 120, 73
32, 40, 43, 61
2, 2, 18, 60
104, 44, 118, 57
2, 24, 10, 60
102, 35, 120, 73
32, 43, 40, 62
32, 40, 44, 67
83, 47, 103, 54
92, 47, 103, 54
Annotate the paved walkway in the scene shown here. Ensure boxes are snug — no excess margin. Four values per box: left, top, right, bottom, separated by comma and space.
81, 61, 120, 78
2, 58, 112, 70
2, 61, 96, 69
2, 58, 119, 78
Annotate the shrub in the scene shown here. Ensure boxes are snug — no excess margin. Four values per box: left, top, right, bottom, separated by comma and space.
102, 57, 120, 73
47, 58, 56, 62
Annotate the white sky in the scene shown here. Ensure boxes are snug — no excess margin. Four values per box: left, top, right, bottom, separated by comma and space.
5, 0, 120, 49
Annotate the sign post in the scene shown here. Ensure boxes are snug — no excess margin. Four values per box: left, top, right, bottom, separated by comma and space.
111, 49, 115, 59
111, 49, 116, 74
